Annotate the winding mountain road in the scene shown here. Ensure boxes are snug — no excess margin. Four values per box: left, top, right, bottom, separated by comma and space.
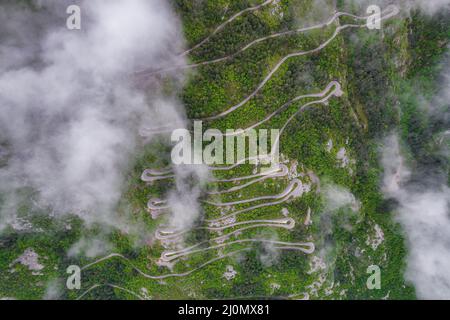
179, 0, 276, 57
155, 217, 294, 241
135, 11, 367, 77
204, 178, 303, 206
161, 239, 315, 263
78, 4, 400, 296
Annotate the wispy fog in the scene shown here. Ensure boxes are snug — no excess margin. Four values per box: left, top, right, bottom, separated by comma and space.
323, 184, 360, 213
380, 42, 450, 299
0, 0, 187, 233
381, 133, 450, 299
166, 164, 210, 231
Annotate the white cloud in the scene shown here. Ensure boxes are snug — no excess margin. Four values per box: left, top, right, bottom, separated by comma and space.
322, 184, 360, 213
381, 134, 450, 299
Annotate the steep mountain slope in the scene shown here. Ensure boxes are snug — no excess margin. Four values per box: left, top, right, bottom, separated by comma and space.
1, 0, 449, 300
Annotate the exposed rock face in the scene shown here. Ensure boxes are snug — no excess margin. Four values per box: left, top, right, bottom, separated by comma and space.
10, 248, 44, 273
